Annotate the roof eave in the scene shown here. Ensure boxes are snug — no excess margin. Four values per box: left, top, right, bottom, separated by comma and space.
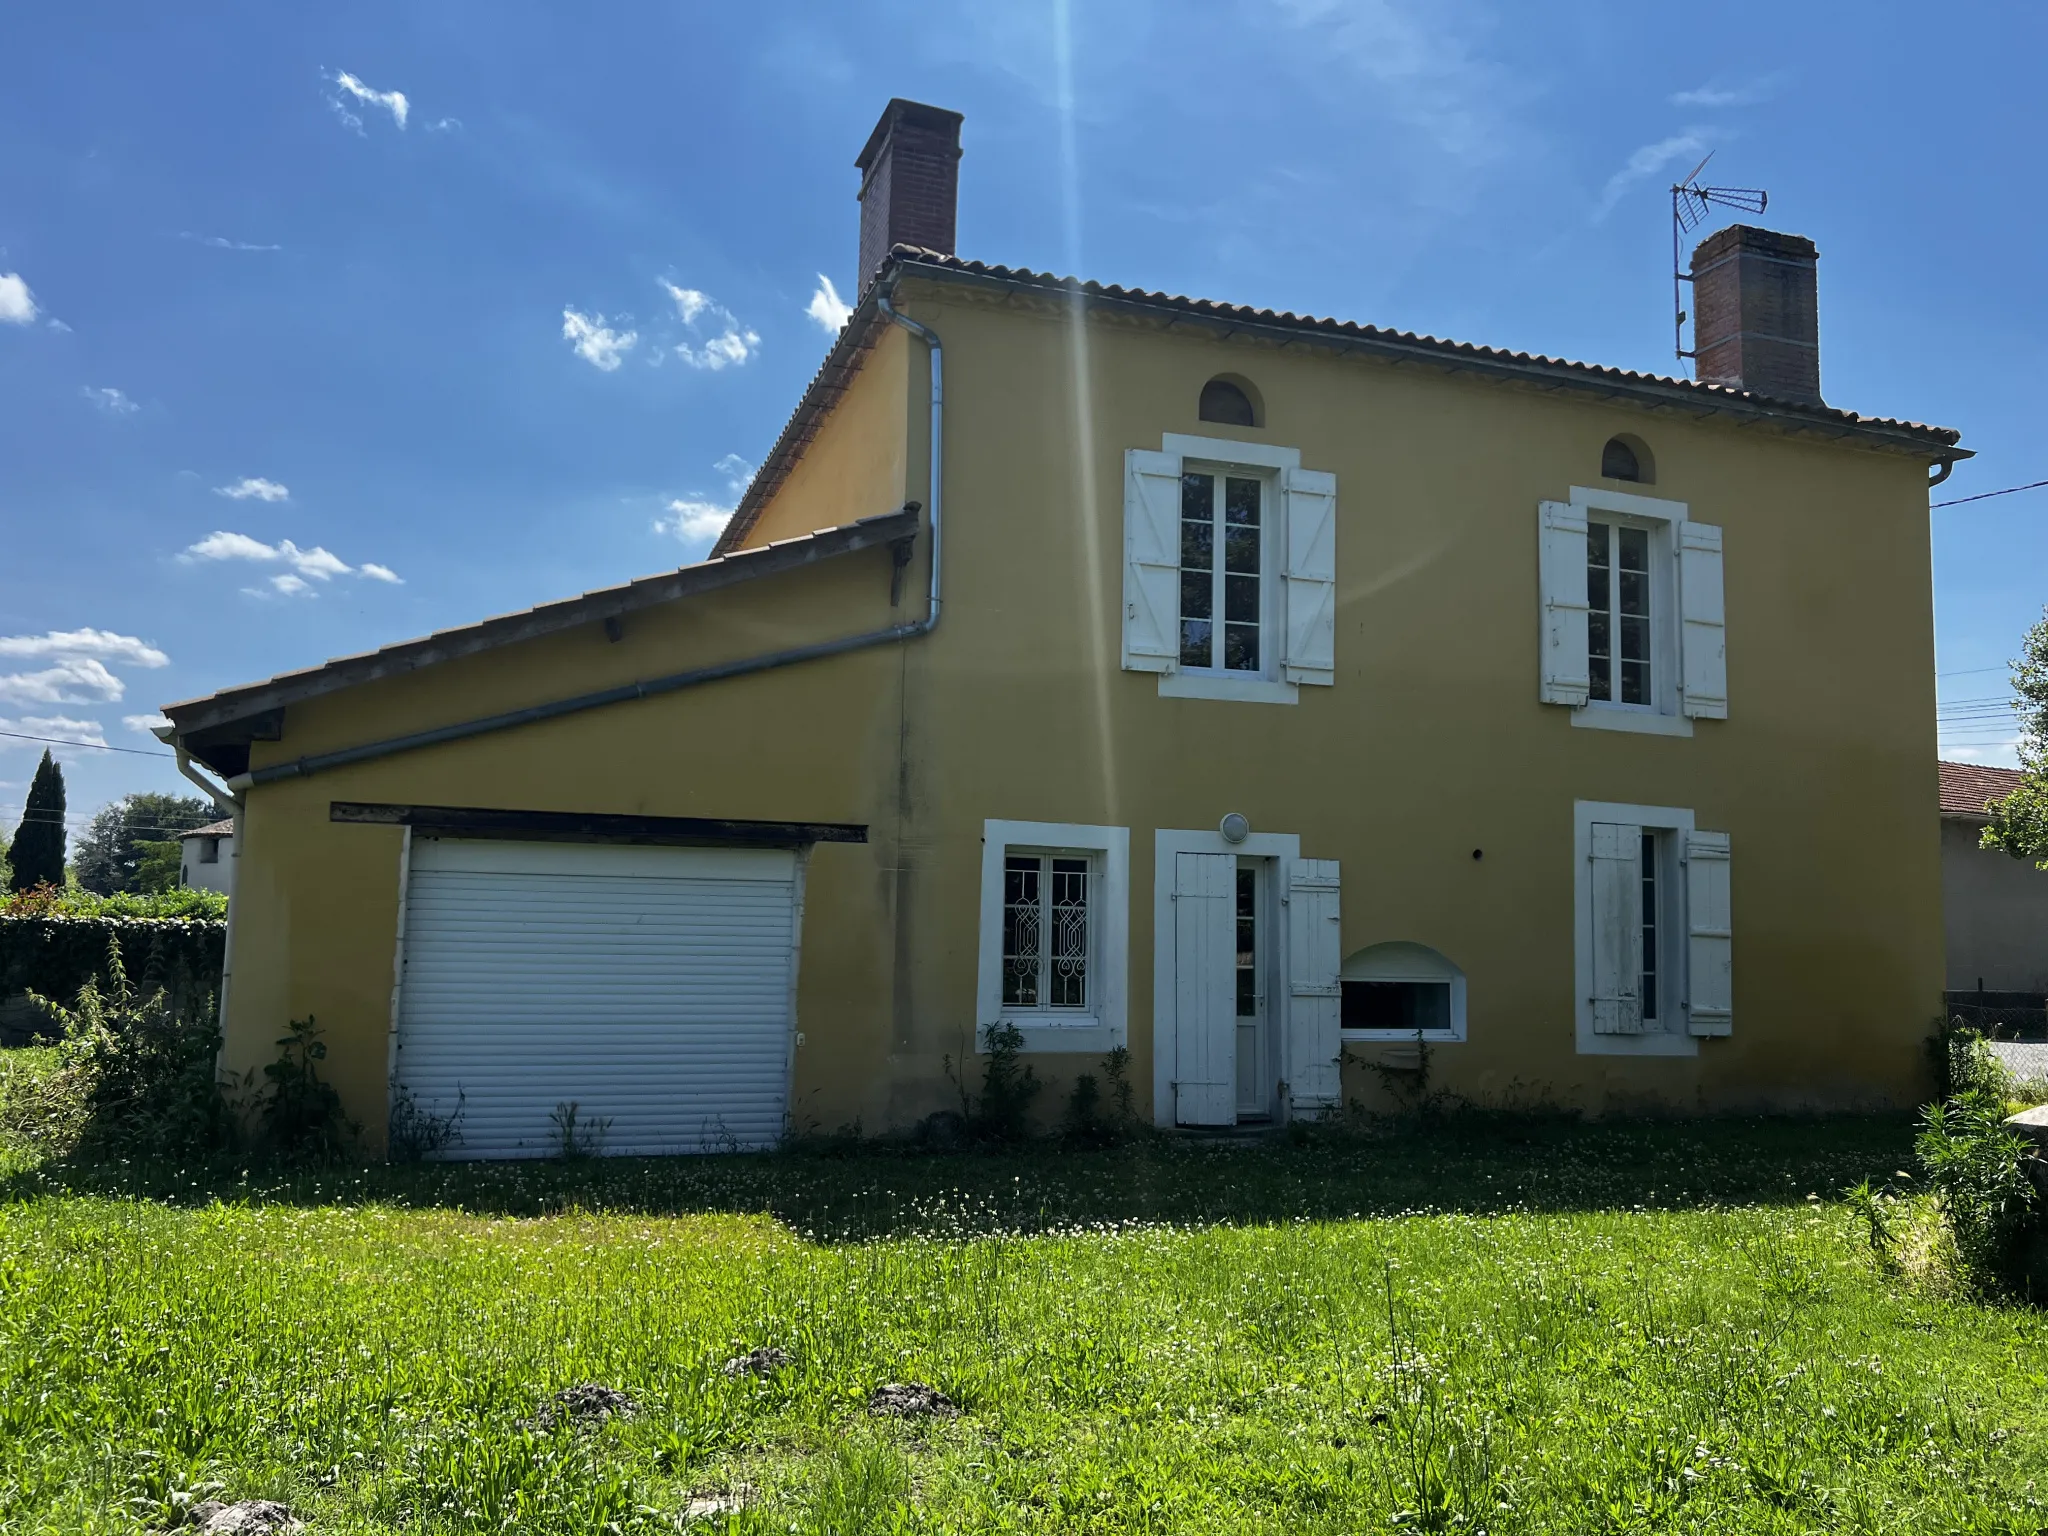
165, 505, 919, 737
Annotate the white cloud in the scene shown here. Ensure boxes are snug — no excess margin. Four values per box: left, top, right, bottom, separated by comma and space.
426, 117, 462, 133
714, 454, 756, 493
562, 308, 638, 371
660, 280, 760, 370
655, 499, 733, 543
215, 476, 290, 502
1669, 75, 1787, 109
182, 530, 352, 581
0, 657, 126, 706
805, 274, 853, 334
0, 630, 169, 668
79, 386, 138, 415
123, 713, 172, 737
358, 563, 403, 584
0, 715, 109, 750
0, 273, 38, 324
330, 70, 409, 129
181, 232, 282, 252
264, 574, 311, 598
45, 317, 71, 333
1595, 130, 1712, 220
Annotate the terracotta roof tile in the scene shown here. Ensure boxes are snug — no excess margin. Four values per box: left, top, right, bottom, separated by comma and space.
179, 819, 235, 839
1939, 760, 2025, 818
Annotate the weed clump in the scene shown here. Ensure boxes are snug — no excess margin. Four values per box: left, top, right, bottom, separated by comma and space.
1913, 1021, 2044, 1298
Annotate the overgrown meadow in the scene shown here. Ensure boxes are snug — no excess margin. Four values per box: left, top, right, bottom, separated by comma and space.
2, 1105, 2046, 1533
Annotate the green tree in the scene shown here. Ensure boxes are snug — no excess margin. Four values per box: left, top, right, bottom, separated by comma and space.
1982, 606, 2048, 866
7, 751, 67, 892
131, 838, 186, 893
71, 793, 212, 895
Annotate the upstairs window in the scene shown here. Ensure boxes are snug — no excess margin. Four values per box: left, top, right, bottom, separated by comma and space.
1179, 469, 1266, 673
1587, 520, 1652, 706
197, 837, 220, 864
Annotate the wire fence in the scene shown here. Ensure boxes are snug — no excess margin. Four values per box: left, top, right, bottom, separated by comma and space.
1944, 993, 2048, 1042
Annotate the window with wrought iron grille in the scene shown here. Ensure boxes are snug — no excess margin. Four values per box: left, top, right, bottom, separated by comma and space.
1001, 852, 1092, 1014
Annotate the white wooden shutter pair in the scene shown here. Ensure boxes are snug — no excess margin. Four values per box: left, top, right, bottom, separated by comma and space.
1536, 503, 1727, 717
1123, 449, 1336, 685
1169, 851, 1342, 1125
1588, 823, 1733, 1037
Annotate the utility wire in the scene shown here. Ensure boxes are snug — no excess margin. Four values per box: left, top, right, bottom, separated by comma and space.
0, 729, 172, 758
1933, 478, 2048, 509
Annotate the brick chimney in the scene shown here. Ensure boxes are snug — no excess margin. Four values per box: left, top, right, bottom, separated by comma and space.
855, 99, 963, 297
1689, 225, 1821, 403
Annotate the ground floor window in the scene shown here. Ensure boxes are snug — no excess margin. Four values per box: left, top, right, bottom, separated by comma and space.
1339, 941, 1467, 1042
977, 820, 1131, 1053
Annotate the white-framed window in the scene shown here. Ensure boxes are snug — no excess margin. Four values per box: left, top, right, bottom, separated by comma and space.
1123, 433, 1335, 705
1539, 486, 1726, 736
1573, 800, 1734, 1056
1340, 941, 1468, 1043
1177, 465, 1271, 676
977, 819, 1129, 1053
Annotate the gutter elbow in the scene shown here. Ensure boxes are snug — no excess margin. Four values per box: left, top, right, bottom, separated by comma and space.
1929, 458, 1956, 488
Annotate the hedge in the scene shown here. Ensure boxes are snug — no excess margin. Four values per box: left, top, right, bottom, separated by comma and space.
0, 916, 226, 1017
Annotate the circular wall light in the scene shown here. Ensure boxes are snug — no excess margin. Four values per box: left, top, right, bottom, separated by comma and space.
1219, 812, 1251, 844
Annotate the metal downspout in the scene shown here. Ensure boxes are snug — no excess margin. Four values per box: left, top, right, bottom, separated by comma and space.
220, 286, 945, 793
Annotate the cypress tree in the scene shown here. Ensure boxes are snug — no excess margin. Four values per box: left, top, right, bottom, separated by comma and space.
7, 750, 67, 892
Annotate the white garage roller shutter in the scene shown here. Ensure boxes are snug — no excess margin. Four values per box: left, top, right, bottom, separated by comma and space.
395, 839, 800, 1158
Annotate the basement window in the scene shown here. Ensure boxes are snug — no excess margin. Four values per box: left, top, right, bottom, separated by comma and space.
1339, 941, 1467, 1042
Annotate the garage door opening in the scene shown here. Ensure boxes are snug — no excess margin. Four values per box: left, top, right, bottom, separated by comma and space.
393, 838, 801, 1158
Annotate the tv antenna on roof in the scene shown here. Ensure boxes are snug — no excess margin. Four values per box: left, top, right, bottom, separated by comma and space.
1672, 152, 1768, 371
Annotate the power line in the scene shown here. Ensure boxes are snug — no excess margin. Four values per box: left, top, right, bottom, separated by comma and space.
0, 729, 172, 758
1933, 477, 2048, 509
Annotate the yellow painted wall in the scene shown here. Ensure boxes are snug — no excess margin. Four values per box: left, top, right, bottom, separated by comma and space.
217, 271, 1947, 1147
736, 321, 911, 548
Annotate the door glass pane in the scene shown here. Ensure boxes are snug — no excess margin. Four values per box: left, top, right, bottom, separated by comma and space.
1224, 477, 1260, 527
1223, 623, 1260, 672
1224, 572, 1260, 623
1048, 858, 1089, 1010
1002, 856, 1041, 1007
1235, 866, 1257, 1017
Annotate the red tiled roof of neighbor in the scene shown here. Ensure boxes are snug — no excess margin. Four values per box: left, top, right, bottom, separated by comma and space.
1939, 760, 2025, 818
178, 819, 235, 839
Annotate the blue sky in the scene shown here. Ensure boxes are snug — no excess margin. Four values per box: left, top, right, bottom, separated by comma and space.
3, 1, 2044, 840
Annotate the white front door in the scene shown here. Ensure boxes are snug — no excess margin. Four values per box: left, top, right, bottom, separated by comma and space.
1234, 858, 1271, 1119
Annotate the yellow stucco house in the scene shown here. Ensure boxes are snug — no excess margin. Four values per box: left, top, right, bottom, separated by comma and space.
164, 100, 1968, 1155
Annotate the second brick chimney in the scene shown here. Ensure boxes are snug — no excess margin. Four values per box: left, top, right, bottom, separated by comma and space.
1689, 224, 1822, 403
855, 99, 964, 298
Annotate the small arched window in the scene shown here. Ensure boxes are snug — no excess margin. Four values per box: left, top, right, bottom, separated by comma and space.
1601, 437, 1642, 482
1199, 377, 1258, 428
1339, 941, 1467, 1041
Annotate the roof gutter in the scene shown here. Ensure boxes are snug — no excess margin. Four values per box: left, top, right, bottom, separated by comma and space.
222, 288, 945, 793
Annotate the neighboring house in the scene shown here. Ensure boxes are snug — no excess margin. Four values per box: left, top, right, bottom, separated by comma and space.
1939, 761, 2048, 1002
162, 100, 1968, 1156
177, 819, 235, 897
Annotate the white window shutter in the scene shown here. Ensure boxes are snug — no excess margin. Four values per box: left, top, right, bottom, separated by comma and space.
1281, 468, 1338, 686
1284, 858, 1343, 1113
1684, 830, 1733, 1036
1678, 521, 1727, 719
1589, 822, 1642, 1034
1171, 851, 1237, 1125
1123, 449, 1182, 674
1538, 501, 1590, 706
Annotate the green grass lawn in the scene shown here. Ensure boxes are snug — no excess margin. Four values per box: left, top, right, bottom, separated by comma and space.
1, 1112, 2045, 1534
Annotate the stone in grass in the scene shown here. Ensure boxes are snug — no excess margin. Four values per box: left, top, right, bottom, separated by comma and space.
867, 1382, 960, 1419
189, 1501, 304, 1535
722, 1345, 790, 1379
681, 1485, 755, 1522
531, 1383, 639, 1430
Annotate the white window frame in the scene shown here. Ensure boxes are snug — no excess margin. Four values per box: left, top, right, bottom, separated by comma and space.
1339, 942, 1468, 1043
1566, 485, 1694, 739
977, 819, 1129, 1054
1573, 799, 1698, 1057
1155, 433, 1301, 706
